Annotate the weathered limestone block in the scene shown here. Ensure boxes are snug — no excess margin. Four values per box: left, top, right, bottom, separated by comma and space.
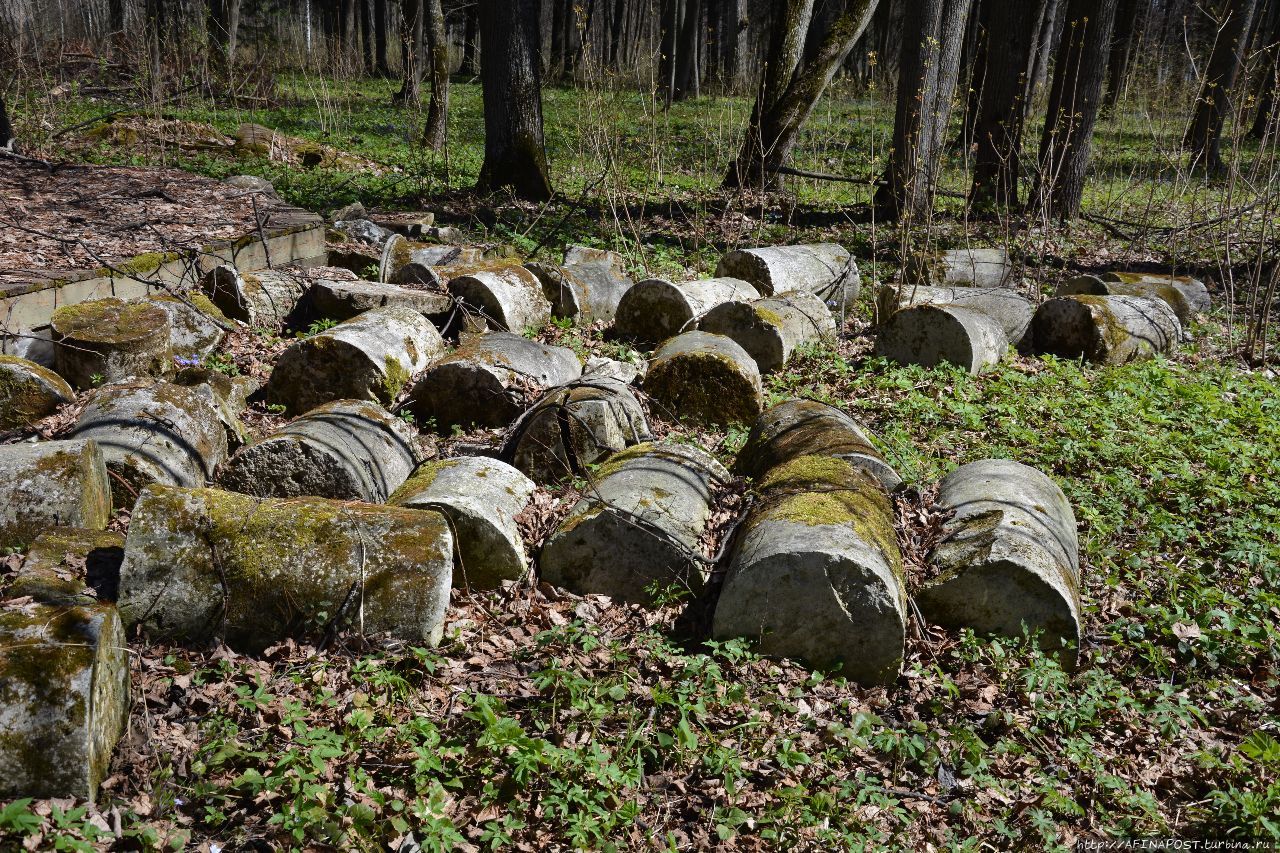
1032, 295, 1181, 364
72, 381, 229, 507
0, 440, 111, 549
4, 527, 124, 605
304, 278, 453, 324
447, 266, 553, 333
201, 264, 307, 328
713, 456, 906, 683
541, 442, 728, 604
224, 174, 277, 196
875, 304, 1010, 373
563, 245, 625, 267
698, 290, 837, 373
0, 355, 74, 430
378, 234, 484, 285
149, 293, 230, 361
876, 283, 1034, 350
51, 298, 172, 389
614, 277, 761, 346
714, 243, 859, 311
525, 258, 634, 323
403, 332, 583, 431
1056, 273, 1209, 326
905, 247, 1014, 288
388, 457, 536, 589
0, 601, 129, 804
117, 485, 454, 652
172, 367, 253, 450
504, 377, 652, 484
218, 399, 419, 502
917, 459, 1081, 667
734, 399, 901, 491
643, 331, 764, 425
333, 218, 393, 246
265, 306, 445, 415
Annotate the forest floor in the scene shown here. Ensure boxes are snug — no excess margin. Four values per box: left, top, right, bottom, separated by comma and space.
0, 76, 1278, 850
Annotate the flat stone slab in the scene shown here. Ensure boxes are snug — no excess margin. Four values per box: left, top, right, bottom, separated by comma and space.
304, 278, 453, 324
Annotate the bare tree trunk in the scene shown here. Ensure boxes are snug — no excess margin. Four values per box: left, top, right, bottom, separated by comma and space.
1026, 0, 1062, 106
397, 0, 423, 101
1032, 0, 1119, 220
608, 0, 626, 68
718, 0, 745, 89
660, 0, 681, 104
358, 0, 375, 72
0, 95, 13, 150
955, 0, 989, 151
672, 0, 702, 100
477, 0, 554, 200
461, 2, 479, 75
1251, 1, 1280, 139
145, 0, 165, 94
108, 0, 125, 33
1184, 0, 1258, 173
875, 0, 975, 219
374, 0, 391, 76
549, 0, 567, 78
1102, 0, 1141, 110
423, 0, 449, 149
725, 0, 880, 188
969, 0, 1049, 210
572, 0, 600, 75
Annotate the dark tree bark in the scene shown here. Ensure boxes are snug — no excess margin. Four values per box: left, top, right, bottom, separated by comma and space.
1185, 0, 1258, 173
108, 0, 126, 33
374, 0, 392, 77
660, 0, 681, 104
423, 0, 449, 149
397, 0, 424, 102
672, 0, 703, 100
0, 95, 13, 150
725, 0, 880, 188
1102, 0, 1142, 110
969, 0, 1049, 209
358, 0, 375, 73
145, 0, 165, 93
1251, 1, 1280, 139
875, 0, 975, 219
718, 0, 746, 89
1032, 0, 1120, 220
955, 0, 990, 151
549, 0, 567, 78
461, 2, 480, 75
1026, 0, 1062, 107
608, 0, 627, 68
477, 0, 554, 200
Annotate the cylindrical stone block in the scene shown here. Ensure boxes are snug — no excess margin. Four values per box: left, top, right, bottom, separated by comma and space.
504, 376, 652, 484
50, 297, 172, 389
698, 290, 837, 373
525, 260, 634, 323
874, 303, 1010, 373
403, 332, 583, 431
1032, 295, 1181, 364
0, 603, 129, 804
72, 380, 229, 507
389, 457, 536, 590
217, 399, 420, 503
201, 264, 307, 328
1056, 273, 1208, 326
0, 439, 112, 550
876, 283, 1034, 350
733, 399, 900, 491
540, 442, 729, 605
304, 278, 453, 325
714, 243, 859, 310
378, 233, 483, 284
264, 305, 446, 415
447, 266, 553, 333
613, 277, 760, 346
644, 331, 764, 426
0, 354, 74, 430
905, 247, 1014, 288
149, 292, 230, 361
713, 455, 906, 684
117, 485, 454, 652
916, 459, 1081, 668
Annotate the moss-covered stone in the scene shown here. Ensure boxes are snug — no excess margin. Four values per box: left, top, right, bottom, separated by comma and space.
0, 355, 74, 430
4, 528, 124, 605
0, 439, 112, 550
644, 332, 763, 426
50, 298, 172, 388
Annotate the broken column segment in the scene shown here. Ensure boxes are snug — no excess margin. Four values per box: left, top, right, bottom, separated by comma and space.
643, 331, 764, 425
1032, 294, 1181, 364
148, 292, 230, 361
117, 485, 454, 652
733, 399, 901, 492
540, 442, 729, 605
916, 458, 1082, 668
378, 233, 483, 284
613, 277, 760, 347
874, 304, 1010, 374
525, 248, 634, 323
201, 264, 308, 328
50, 297, 172, 389
712, 455, 907, 684
388, 457, 536, 590
698, 290, 837, 373
447, 265, 553, 333
303, 278, 453, 325
876, 283, 1034, 350
264, 305, 445, 415
904, 246, 1014, 288
504, 376, 652, 484
714, 243, 859, 311
5, 527, 124, 606
72, 380, 229, 507
218, 399, 420, 503
1055, 273, 1209, 326
0, 601, 129, 804
403, 332, 583, 432
0, 354, 74, 430
0, 439, 112, 550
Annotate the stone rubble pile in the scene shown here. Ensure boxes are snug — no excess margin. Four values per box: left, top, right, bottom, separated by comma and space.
11, 233, 1207, 802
